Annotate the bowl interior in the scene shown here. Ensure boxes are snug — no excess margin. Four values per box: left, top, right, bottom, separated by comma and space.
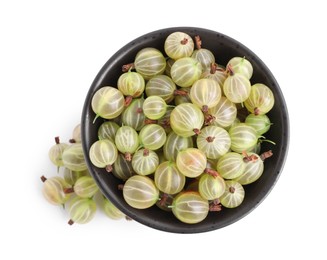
81, 27, 289, 233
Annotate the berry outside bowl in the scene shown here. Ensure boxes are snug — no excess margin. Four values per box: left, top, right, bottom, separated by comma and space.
81, 27, 289, 233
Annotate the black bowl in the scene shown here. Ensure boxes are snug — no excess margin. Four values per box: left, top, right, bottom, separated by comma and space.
81, 27, 289, 233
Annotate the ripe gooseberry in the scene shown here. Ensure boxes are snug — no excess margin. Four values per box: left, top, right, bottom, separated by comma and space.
139, 124, 166, 151
154, 161, 185, 195
189, 78, 222, 113
114, 126, 139, 161
67, 197, 96, 225
196, 125, 231, 160
48, 136, 69, 171
62, 143, 87, 172
40, 175, 71, 206
176, 148, 207, 178
219, 180, 245, 208
89, 139, 118, 172
164, 31, 194, 60
198, 174, 226, 200
91, 86, 125, 122
131, 148, 159, 176
244, 83, 275, 115
122, 175, 159, 209
133, 47, 166, 80
170, 57, 202, 87
223, 66, 251, 103
170, 103, 204, 137
171, 191, 209, 224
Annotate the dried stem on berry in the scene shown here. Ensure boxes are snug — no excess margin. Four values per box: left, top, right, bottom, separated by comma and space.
201, 105, 209, 114
206, 136, 215, 143
204, 113, 216, 125
64, 187, 74, 194
105, 164, 113, 172
204, 168, 220, 178
227, 64, 234, 76
124, 96, 133, 107
229, 186, 236, 193
174, 89, 188, 96
195, 35, 202, 50
193, 128, 201, 135
260, 150, 273, 161
144, 119, 158, 125
180, 38, 188, 45
254, 107, 260, 115
68, 219, 74, 225
209, 199, 222, 211
55, 136, 60, 144
40, 175, 47, 182
159, 193, 168, 206
117, 184, 124, 190
243, 151, 258, 162
122, 63, 135, 72
143, 148, 149, 156
124, 152, 132, 162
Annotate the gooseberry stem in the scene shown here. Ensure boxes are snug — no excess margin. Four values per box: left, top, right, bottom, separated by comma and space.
180, 38, 188, 45
209, 199, 222, 212
193, 128, 201, 135
40, 175, 47, 182
122, 63, 135, 72
124, 96, 133, 107
143, 148, 149, 156
173, 89, 188, 96
206, 136, 215, 143
204, 113, 216, 125
55, 136, 60, 144
195, 35, 202, 50
144, 118, 158, 124
210, 63, 217, 74
227, 64, 234, 76
204, 168, 220, 178
229, 187, 236, 193
68, 219, 74, 225
159, 193, 168, 206
64, 187, 74, 194
242, 151, 258, 162
202, 105, 209, 114
260, 150, 273, 161
105, 164, 113, 172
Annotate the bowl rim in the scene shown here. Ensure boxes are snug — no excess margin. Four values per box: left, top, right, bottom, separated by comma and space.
81, 26, 290, 233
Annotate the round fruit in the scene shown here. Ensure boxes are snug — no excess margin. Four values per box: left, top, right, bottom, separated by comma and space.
91, 86, 125, 121
164, 32, 194, 60
123, 175, 159, 209
170, 57, 202, 87
244, 83, 275, 115
154, 161, 185, 195
176, 148, 207, 178
170, 103, 204, 137
198, 174, 226, 200
220, 180, 245, 208
134, 47, 166, 80
196, 125, 231, 159
62, 143, 87, 172
89, 139, 118, 172
172, 191, 209, 224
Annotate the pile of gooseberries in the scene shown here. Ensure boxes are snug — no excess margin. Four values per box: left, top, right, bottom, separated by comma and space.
41, 124, 128, 225
89, 31, 275, 225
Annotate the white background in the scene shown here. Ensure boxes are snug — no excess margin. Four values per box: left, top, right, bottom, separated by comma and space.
1, 0, 325, 259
